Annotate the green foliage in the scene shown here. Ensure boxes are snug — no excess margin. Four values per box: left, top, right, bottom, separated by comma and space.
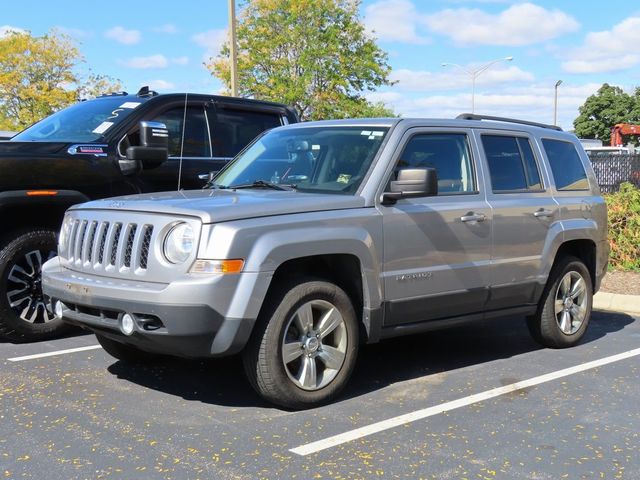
573, 84, 640, 144
605, 183, 640, 271
0, 30, 121, 131
208, 0, 395, 120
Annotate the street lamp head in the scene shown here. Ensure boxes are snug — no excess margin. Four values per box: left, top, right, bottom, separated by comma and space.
555, 79, 563, 87
505, 56, 514, 61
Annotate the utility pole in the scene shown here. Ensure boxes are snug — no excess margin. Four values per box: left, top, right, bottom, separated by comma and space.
228, 0, 239, 97
553, 80, 563, 126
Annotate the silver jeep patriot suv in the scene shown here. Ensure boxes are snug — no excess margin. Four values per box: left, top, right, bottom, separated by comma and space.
43, 114, 608, 409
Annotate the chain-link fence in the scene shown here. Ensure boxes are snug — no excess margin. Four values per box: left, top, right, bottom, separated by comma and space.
587, 153, 640, 193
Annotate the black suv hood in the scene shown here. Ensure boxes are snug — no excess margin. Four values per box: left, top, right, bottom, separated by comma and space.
0, 141, 70, 155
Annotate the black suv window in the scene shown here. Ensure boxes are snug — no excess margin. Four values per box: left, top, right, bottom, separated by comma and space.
482, 135, 543, 192
210, 109, 282, 157
152, 106, 211, 157
542, 138, 589, 191
395, 133, 476, 195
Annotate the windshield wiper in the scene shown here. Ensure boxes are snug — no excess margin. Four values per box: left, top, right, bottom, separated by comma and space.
227, 180, 296, 191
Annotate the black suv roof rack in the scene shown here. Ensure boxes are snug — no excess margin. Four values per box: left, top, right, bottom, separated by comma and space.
456, 113, 563, 131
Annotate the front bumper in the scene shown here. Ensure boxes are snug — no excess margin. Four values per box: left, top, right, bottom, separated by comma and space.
42, 258, 272, 358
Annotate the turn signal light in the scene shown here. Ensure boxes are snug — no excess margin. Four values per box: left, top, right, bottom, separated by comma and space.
190, 259, 245, 274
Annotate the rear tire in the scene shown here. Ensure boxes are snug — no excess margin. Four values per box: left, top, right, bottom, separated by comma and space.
243, 278, 359, 409
527, 256, 593, 348
0, 229, 71, 342
96, 334, 157, 363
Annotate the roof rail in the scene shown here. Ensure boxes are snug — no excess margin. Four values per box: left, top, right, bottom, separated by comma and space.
456, 113, 563, 131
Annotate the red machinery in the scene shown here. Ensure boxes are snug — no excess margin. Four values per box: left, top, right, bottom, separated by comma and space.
611, 123, 640, 146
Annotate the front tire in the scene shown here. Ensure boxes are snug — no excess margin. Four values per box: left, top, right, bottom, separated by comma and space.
243, 279, 359, 409
0, 229, 70, 342
527, 256, 593, 348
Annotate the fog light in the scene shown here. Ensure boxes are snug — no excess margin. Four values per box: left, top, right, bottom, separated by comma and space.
120, 313, 135, 336
54, 301, 64, 319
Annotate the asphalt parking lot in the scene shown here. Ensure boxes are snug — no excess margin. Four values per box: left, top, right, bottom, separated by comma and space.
1, 310, 639, 480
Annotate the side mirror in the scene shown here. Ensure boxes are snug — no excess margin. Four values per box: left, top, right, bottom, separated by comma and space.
126, 121, 169, 169
381, 167, 438, 205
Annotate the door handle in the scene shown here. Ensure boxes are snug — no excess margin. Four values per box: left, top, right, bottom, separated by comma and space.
460, 213, 486, 223
533, 209, 554, 218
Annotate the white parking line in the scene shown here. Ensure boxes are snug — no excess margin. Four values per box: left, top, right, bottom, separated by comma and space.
290, 347, 640, 456
8, 345, 102, 362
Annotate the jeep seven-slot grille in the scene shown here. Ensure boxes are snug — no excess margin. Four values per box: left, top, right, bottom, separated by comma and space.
66, 219, 153, 271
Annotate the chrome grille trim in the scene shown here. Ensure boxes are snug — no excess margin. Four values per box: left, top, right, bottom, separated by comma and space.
61, 211, 200, 281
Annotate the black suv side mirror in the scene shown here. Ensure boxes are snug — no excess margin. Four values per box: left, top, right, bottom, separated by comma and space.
126, 121, 169, 169
381, 167, 438, 205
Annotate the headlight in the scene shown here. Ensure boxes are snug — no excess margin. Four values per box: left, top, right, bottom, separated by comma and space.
58, 216, 72, 255
163, 222, 195, 264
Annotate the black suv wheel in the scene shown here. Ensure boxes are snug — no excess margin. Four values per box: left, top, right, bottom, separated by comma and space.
0, 229, 71, 342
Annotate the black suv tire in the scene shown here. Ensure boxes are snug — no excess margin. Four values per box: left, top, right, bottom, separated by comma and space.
0, 229, 71, 342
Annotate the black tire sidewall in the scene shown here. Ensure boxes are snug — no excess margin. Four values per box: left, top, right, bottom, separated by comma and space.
535, 257, 593, 348
0, 229, 69, 341
245, 279, 359, 409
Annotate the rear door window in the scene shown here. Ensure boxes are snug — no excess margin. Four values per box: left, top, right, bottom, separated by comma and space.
542, 139, 589, 190
481, 135, 543, 192
210, 109, 282, 157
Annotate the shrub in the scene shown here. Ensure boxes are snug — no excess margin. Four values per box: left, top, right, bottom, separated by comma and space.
604, 182, 640, 271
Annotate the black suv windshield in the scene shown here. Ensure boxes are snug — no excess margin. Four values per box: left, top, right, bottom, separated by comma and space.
12, 96, 147, 143
214, 126, 389, 195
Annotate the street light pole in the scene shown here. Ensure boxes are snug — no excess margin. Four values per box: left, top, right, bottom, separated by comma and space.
228, 0, 239, 97
442, 56, 514, 113
553, 80, 563, 126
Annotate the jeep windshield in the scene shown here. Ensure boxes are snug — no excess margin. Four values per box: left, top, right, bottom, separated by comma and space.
12, 96, 147, 143
214, 126, 390, 195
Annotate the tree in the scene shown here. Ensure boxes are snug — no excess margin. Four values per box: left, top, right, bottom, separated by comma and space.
0, 30, 121, 131
573, 83, 639, 144
208, 0, 395, 121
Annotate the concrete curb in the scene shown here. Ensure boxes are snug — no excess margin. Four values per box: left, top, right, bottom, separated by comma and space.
594, 291, 640, 315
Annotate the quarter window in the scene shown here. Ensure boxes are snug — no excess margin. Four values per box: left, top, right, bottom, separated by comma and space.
482, 135, 543, 192
394, 133, 476, 195
542, 139, 589, 190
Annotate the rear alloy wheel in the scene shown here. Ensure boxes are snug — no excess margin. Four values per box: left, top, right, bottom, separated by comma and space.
0, 229, 71, 342
527, 256, 593, 348
243, 279, 359, 409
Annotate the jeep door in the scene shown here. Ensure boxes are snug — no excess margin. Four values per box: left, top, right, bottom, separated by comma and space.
477, 131, 559, 310
379, 129, 492, 325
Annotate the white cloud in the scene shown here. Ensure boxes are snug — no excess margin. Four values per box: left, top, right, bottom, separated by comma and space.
105, 26, 141, 45
562, 17, 640, 74
364, 0, 430, 44
367, 82, 600, 130
122, 54, 169, 69
171, 56, 189, 66
391, 65, 534, 91
145, 80, 176, 90
192, 29, 227, 60
424, 3, 579, 46
154, 24, 179, 34
0, 25, 26, 37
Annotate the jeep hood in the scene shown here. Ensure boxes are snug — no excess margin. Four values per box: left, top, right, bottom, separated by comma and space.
73, 189, 366, 223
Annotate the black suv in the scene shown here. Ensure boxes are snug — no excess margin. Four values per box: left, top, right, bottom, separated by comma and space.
0, 87, 297, 341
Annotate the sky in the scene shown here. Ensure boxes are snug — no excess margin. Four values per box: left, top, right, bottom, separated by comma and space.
2, 0, 640, 130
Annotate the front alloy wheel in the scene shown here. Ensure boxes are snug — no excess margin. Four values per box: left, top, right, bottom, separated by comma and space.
243, 279, 359, 409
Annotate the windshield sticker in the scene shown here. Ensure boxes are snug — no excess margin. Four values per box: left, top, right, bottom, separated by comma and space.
337, 174, 352, 184
92, 121, 114, 134
119, 102, 141, 109
360, 130, 372, 136
371, 131, 384, 137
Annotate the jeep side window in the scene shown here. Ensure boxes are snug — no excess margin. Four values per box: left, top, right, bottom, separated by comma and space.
542, 138, 589, 191
152, 106, 211, 157
210, 109, 282, 158
481, 135, 543, 192
394, 133, 476, 195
